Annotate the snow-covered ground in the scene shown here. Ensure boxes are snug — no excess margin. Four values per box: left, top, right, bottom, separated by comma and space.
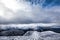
0, 31, 60, 40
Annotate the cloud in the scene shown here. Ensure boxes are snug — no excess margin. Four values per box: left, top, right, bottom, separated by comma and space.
0, 23, 58, 30
0, 0, 60, 24
0, 0, 32, 23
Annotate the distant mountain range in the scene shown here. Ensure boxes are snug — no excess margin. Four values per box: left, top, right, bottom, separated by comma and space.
0, 23, 60, 36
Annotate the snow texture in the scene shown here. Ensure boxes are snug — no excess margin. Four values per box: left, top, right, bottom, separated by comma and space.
0, 31, 60, 40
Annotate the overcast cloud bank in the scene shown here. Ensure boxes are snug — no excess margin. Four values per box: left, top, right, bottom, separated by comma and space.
0, 0, 60, 24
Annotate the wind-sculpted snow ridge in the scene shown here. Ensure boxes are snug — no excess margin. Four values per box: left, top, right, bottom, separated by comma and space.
0, 31, 60, 40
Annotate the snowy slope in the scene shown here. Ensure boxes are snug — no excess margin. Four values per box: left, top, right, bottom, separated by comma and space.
0, 31, 60, 40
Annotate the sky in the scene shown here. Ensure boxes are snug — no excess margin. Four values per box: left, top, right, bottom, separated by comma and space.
0, 0, 60, 24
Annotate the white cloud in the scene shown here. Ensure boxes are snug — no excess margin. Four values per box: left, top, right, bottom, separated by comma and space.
0, 0, 60, 24
0, 0, 32, 22
0, 23, 58, 30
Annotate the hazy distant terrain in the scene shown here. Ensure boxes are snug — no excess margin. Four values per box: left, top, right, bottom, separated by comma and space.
0, 23, 60, 40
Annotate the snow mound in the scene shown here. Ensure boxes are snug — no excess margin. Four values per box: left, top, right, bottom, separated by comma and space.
24, 31, 60, 40
40, 31, 57, 35
0, 31, 60, 40
24, 31, 59, 36
24, 31, 34, 36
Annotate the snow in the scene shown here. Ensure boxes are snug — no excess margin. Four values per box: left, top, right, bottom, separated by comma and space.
0, 31, 60, 40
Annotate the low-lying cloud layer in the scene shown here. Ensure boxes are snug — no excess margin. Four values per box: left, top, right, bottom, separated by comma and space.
0, 23, 58, 30
0, 0, 60, 24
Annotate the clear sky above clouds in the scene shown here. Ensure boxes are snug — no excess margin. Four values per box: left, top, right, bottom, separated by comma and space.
0, 0, 60, 24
